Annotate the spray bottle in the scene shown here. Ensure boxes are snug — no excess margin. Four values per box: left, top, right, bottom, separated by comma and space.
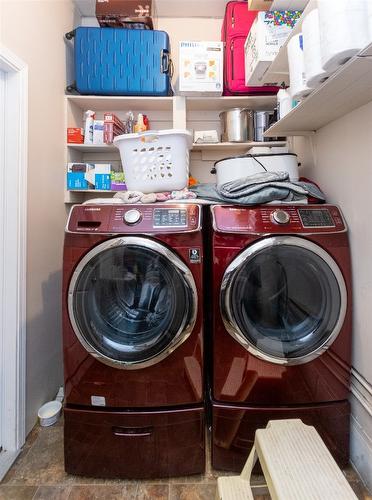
84, 110, 96, 144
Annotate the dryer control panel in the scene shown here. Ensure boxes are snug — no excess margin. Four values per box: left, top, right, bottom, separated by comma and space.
66, 204, 201, 234
213, 205, 346, 234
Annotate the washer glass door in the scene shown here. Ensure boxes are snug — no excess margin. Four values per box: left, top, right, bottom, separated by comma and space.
68, 237, 197, 369
221, 236, 347, 365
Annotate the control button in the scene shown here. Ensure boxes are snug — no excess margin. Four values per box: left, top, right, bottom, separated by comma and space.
123, 209, 142, 225
272, 210, 290, 225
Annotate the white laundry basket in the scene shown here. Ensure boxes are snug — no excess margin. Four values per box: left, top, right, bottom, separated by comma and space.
114, 129, 193, 193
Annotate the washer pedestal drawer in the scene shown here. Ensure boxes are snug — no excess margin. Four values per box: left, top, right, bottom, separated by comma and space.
64, 406, 205, 479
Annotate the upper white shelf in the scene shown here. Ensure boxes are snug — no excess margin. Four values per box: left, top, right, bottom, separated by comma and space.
264, 43, 372, 136
186, 96, 277, 111
66, 95, 174, 111
262, 0, 315, 86
66, 95, 278, 112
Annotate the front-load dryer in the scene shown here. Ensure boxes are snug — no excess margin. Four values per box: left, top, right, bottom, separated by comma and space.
210, 205, 352, 472
62, 203, 204, 479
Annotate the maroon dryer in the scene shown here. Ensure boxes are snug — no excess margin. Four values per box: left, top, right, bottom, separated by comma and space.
62, 204, 205, 479
210, 205, 352, 472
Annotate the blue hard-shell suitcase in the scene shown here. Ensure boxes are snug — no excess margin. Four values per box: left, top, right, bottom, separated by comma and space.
66, 27, 172, 96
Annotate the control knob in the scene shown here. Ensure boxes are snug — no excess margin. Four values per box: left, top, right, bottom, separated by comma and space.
124, 209, 142, 225
272, 210, 290, 225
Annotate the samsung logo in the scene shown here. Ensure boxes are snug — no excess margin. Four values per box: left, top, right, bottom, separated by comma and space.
85, 208, 101, 212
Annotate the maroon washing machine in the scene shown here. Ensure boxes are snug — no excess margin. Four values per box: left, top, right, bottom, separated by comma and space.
62, 204, 205, 479
210, 205, 352, 472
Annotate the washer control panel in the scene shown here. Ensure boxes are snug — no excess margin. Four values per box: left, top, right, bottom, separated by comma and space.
298, 208, 335, 228
212, 205, 345, 234
153, 208, 187, 228
67, 204, 201, 233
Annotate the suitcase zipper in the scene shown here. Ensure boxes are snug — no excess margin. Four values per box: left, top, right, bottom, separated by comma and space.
231, 40, 235, 80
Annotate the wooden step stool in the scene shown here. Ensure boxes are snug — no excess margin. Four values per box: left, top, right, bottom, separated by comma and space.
216, 419, 357, 500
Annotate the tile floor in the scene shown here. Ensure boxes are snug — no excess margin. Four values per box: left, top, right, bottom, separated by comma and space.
0, 418, 371, 500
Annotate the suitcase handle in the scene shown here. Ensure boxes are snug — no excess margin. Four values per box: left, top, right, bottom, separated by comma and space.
161, 49, 171, 74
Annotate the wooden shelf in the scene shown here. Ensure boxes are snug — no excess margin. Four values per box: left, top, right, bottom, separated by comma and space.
264, 43, 372, 137
192, 141, 286, 151
74, 0, 231, 19
261, 0, 315, 86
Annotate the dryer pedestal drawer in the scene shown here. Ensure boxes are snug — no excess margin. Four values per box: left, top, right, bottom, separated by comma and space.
64, 406, 205, 479
211, 400, 350, 472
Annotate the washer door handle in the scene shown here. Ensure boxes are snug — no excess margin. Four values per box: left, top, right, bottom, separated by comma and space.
112, 426, 153, 437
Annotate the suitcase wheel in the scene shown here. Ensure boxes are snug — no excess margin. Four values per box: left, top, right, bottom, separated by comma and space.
65, 30, 75, 41
66, 84, 76, 94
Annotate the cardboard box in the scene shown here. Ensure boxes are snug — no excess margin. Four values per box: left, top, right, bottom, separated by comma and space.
67, 163, 113, 190
67, 163, 92, 190
85, 164, 112, 190
96, 0, 153, 28
111, 171, 127, 191
179, 41, 223, 97
248, 0, 273, 10
245, 11, 301, 86
67, 128, 84, 144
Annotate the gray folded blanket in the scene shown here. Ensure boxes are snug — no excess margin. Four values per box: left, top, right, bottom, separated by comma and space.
190, 172, 325, 205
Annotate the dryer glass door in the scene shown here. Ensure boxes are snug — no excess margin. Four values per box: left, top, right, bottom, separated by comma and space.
221, 236, 347, 365
68, 237, 197, 369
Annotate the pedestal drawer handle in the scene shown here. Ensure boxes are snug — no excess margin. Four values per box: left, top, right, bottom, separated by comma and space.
112, 426, 153, 437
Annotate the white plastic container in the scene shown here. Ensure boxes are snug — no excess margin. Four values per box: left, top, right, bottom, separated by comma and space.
302, 8, 329, 88
114, 130, 193, 193
277, 87, 292, 120
287, 34, 312, 101
38, 401, 62, 427
212, 153, 300, 186
318, 0, 369, 73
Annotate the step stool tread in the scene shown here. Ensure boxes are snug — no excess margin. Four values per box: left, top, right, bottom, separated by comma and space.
216, 476, 254, 500
256, 419, 357, 500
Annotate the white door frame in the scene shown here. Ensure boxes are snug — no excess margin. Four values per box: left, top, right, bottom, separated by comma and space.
0, 44, 28, 480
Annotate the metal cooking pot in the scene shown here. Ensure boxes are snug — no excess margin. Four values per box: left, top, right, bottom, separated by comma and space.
219, 108, 254, 143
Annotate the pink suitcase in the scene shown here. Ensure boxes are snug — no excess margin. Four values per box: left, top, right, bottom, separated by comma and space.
222, 1, 278, 95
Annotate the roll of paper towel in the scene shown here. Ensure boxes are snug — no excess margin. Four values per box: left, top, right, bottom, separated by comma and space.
318, 0, 369, 73
368, 2, 372, 40
287, 34, 312, 101
302, 8, 328, 88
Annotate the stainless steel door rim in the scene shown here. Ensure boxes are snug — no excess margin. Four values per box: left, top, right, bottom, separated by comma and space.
220, 236, 347, 365
68, 236, 198, 370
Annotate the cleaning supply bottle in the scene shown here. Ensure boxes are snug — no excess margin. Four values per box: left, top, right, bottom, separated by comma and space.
134, 113, 147, 133
277, 86, 292, 120
84, 110, 95, 144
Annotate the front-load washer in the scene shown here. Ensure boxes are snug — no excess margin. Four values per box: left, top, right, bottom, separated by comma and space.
62, 203, 205, 479
209, 204, 352, 472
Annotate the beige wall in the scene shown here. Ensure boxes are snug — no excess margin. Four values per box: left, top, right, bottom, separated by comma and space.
302, 103, 372, 386
0, 0, 74, 433
301, 103, 372, 488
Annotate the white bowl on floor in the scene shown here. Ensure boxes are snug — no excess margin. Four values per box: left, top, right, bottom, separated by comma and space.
38, 401, 62, 427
